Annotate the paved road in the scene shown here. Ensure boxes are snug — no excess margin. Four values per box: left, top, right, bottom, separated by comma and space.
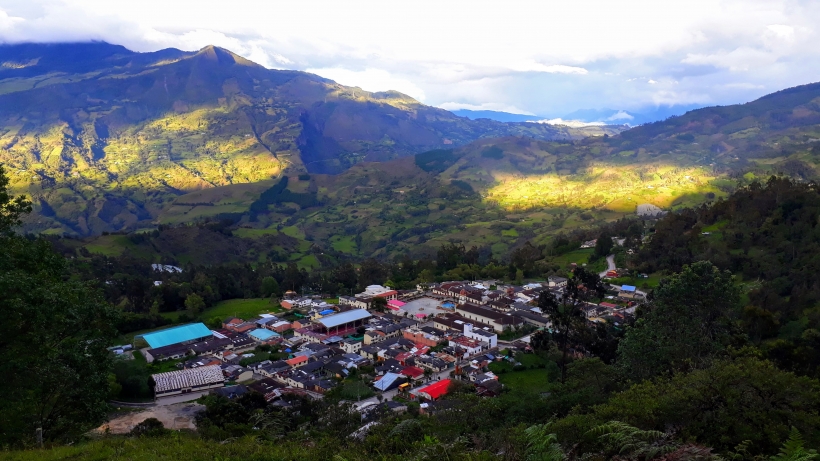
599, 254, 616, 278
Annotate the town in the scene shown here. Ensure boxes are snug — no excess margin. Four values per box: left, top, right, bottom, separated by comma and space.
111, 270, 643, 417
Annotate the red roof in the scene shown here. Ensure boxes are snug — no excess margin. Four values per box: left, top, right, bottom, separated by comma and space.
419, 379, 451, 400
599, 302, 618, 309
400, 366, 425, 379
286, 355, 308, 366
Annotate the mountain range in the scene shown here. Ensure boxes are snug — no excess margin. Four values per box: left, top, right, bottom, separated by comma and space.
0, 41, 624, 235
455, 105, 705, 126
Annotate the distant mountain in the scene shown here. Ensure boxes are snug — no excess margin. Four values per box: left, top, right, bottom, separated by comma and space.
450, 109, 542, 123
563, 104, 704, 126
0, 42, 623, 235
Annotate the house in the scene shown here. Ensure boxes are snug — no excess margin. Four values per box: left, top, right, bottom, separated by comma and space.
339, 295, 371, 309
221, 364, 253, 382
416, 356, 448, 372
151, 365, 224, 399
341, 339, 362, 354
462, 323, 498, 348
248, 378, 286, 402
400, 365, 425, 381
355, 285, 398, 300
449, 336, 483, 357
476, 379, 503, 397
548, 276, 568, 288
373, 372, 408, 392
414, 379, 451, 401
269, 320, 292, 333
384, 298, 403, 310
618, 285, 638, 299
286, 355, 309, 368
212, 384, 250, 399
403, 327, 443, 348
455, 303, 524, 332
249, 328, 281, 343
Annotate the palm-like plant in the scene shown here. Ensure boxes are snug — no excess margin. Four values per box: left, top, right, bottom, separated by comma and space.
770, 428, 819, 461
524, 424, 566, 461
588, 421, 677, 460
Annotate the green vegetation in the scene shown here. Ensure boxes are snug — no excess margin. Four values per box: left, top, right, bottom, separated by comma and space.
202, 298, 281, 321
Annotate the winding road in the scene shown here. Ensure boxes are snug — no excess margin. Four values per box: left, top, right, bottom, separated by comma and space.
599, 254, 616, 278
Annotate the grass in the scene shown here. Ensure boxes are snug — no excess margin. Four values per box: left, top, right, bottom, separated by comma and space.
488, 354, 556, 393
331, 235, 356, 253
201, 298, 282, 321
2, 434, 386, 461
551, 248, 593, 268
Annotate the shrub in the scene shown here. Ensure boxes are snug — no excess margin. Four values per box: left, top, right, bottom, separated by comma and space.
130, 418, 168, 437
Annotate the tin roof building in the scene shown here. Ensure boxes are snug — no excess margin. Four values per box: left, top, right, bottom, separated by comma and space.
151, 365, 224, 399
138, 323, 213, 349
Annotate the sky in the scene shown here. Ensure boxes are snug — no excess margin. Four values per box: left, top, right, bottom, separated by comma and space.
1, 0, 819, 118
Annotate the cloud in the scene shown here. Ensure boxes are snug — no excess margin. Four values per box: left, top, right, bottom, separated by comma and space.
606, 110, 634, 121
305, 67, 427, 102
1, 0, 820, 115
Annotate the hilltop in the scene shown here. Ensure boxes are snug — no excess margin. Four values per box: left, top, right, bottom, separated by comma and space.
0, 42, 622, 236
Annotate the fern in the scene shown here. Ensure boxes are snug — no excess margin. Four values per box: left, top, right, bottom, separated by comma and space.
770, 428, 818, 461
588, 420, 677, 460
524, 424, 566, 461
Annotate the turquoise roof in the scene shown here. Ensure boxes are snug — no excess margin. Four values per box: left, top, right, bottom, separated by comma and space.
249, 329, 279, 341
140, 323, 212, 349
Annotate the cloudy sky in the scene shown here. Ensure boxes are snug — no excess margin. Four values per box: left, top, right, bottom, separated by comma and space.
1, 0, 819, 118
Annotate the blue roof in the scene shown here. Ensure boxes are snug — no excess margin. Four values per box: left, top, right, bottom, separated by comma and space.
319, 309, 335, 315
317, 309, 372, 329
621, 285, 637, 292
140, 323, 212, 349
374, 372, 404, 391
249, 329, 279, 341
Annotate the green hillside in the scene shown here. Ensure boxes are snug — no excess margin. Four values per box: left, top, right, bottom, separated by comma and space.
0, 42, 622, 236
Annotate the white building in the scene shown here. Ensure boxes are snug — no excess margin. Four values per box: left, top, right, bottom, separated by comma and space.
463, 323, 497, 349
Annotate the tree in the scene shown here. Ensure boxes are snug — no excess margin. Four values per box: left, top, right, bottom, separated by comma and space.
370, 297, 388, 313
261, 276, 280, 298
617, 261, 741, 381
557, 357, 820, 455
0, 165, 119, 445
593, 231, 613, 260
185, 293, 206, 315
537, 267, 606, 383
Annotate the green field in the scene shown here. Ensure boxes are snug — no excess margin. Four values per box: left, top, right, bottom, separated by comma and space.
202, 298, 282, 321
488, 354, 556, 393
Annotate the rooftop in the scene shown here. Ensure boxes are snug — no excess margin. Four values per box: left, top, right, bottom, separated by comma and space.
317, 309, 372, 329
152, 365, 224, 393
139, 323, 212, 349
249, 329, 280, 341
418, 379, 451, 400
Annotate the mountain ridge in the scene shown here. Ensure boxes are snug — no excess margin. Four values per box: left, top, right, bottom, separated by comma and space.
0, 42, 623, 235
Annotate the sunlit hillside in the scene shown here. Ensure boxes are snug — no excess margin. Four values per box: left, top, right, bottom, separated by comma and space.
0, 42, 624, 235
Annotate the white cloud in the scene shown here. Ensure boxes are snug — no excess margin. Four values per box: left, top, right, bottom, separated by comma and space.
305, 67, 427, 102
1, 0, 820, 115
606, 110, 634, 121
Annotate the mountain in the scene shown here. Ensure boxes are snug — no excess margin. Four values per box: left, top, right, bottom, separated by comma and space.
0, 42, 624, 235
450, 109, 542, 123
563, 104, 704, 125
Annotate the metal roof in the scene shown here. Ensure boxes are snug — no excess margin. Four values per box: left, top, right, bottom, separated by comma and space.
249, 329, 279, 341
139, 323, 212, 349
373, 372, 404, 391
317, 309, 372, 329
152, 365, 224, 393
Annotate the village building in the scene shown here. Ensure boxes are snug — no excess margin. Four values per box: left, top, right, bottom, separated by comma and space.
151, 365, 224, 399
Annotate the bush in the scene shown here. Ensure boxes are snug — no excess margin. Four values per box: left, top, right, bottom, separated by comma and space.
130, 418, 168, 437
